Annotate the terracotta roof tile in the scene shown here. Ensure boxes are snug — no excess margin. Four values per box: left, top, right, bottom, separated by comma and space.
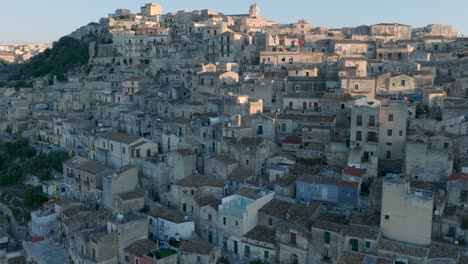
283, 135, 302, 145
342, 167, 365, 177
448, 173, 468, 182
339, 180, 360, 188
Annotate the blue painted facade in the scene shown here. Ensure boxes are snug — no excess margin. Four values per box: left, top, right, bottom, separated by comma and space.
295, 180, 340, 203
338, 185, 359, 205
295, 180, 360, 206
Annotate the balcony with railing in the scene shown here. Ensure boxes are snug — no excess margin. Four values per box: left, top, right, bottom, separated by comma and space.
367, 122, 379, 129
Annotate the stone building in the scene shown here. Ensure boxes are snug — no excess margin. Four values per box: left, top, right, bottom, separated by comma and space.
380, 177, 433, 246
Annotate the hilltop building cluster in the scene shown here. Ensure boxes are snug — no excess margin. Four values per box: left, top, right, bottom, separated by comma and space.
0, 2, 468, 264
0, 44, 52, 63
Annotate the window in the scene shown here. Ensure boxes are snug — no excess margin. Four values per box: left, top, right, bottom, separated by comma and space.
281, 123, 287, 132
223, 216, 226, 225
385, 215, 390, 221
401, 80, 406, 86
208, 214, 212, 221
387, 129, 392, 136
268, 217, 273, 226
368, 132, 379, 144
295, 85, 301, 92
125, 255, 130, 262
354, 84, 359, 90
388, 114, 393, 121
149, 218, 153, 224
244, 245, 251, 257
365, 241, 371, 248
122, 147, 126, 154
350, 238, 359, 251
356, 115, 362, 126
458, 190, 468, 206
92, 249, 96, 259
197, 256, 201, 262
135, 259, 139, 264
110, 144, 113, 151
147, 149, 151, 157
386, 151, 391, 159
356, 131, 362, 141
386, 142, 392, 146
289, 232, 297, 245
191, 190, 195, 195
368, 115, 376, 127
399, 130, 403, 136
235, 221, 238, 226
257, 125, 263, 135
183, 203, 187, 211
264, 250, 269, 259
444, 142, 449, 149
324, 231, 331, 244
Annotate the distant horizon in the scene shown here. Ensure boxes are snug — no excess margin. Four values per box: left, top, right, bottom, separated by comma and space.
2, 0, 468, 44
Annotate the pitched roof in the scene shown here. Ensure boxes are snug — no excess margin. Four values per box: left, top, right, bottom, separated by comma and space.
77, 160, 110, 175
177, 148, 195, 157
337, 250, 365, 264
62, 206, 87, 218
176, 174, 225, 188
458, 255, 468, 264
100, 131, 141, 144
124, 239, 158, 256
194, 195, 221, 209
240, 137, 264, 145
214, 154, 239, 165
236, 187, 269, 200
448, 173, 468, 183
298, 174, 340, 185
227, 167, 251, 183
428, 242, 461, 259
118, 189, 146, 201
147, 207, 188, 223
276, 174, 298, 187
243, 225, 276, 244
350, 212, 380, 229
277, 113, 335, 123
378, 238, 428, 258
343, 225, 380, 240
339, 180, 360, 188
179, 239, 215, 254
259, 199, 292, 219
342, 167, 365, 177
283, 135, 302, 145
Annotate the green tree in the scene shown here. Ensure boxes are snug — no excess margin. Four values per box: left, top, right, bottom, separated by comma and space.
24, 186, 48, 209
250, 260, 266, 264
18, 36, 90, 81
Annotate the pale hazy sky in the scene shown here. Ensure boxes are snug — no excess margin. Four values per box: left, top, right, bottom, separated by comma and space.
1, 0, 467, 44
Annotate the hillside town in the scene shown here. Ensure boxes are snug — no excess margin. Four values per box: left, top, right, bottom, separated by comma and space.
0, 2, 468, 264
0, 44, 52, 64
